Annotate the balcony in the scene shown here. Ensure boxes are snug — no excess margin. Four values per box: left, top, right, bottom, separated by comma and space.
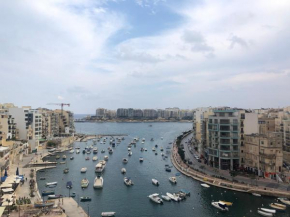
259, 152, 276, 159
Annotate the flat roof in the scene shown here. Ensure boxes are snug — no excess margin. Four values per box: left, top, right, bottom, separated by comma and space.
0, 147, 9, 152
213, 110, 237, 113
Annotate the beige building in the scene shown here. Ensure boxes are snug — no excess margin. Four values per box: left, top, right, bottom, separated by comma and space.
0, 114, 18, 145
244, 132, 283, 177
258, 117, 275, 135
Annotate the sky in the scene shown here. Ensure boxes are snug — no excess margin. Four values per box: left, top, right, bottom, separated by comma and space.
1, 0, 290, 113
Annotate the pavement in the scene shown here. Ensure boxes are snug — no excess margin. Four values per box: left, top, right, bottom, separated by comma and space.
181, 133, 290, 191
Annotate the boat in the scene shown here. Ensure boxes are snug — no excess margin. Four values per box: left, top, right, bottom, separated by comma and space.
34, 200, 55, 208
63, 168, 69, 174
252, 193, 261, 197
40, 177, 46, 180
86, 150, 91, 154
95, 162, 106, 173
66, 181, 72, 189
152, 147, 156, 151
123, 158, 128, 164
70, 156, 74, 160
101, 150, 105, 153
81, 167, 87, 173
94, 176, 104, 188
278, 198, 290, 205
201, 183, 210, 188
150, 138, 154, 141
101, 212, 116, 217
260, 208, 276, 214
62, 155, 66, 160
166, 192, 180, 202
81, 178, 89, 188
165, 168, 171, 172
211, 201, 229, 211
76, 150, 80, 154
104, 156, 109, 161
161, 137, 163, 140
85, 157, 90, 160
69, 150, 74, 154
80, 197, 91, 202
155, 144, 158, 148
148, 193, 163, 204
139, 157, 144, 162
258, 210, 273, 217
82, 150, 86, 154
128, 152, 132, 156
42, 190, 55, 196
124, 177, 133, 186
71, 192, 76, 197
219, 201, 233, 206
161, 195, 171, 201
155, 152, 158, 155
142, 138, 145, 142
109, 149, 113, 154
121, 168, 126, 174
45, 182, 58, 187
169, 177, 177, 184
144, 148, 147, 151
128, 148, 131, 151
160, 147, 163, 151
92, 156, 98, 161
55, 155, 60, 159
269, 203, 286, 210
152, 179, 159, 186
48, 195, 63, 199
93, 148, 98, 154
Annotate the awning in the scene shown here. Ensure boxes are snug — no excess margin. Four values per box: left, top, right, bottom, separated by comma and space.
1, 201, 13, 206
1, 193, 15, 200
0, 183, 12, 189
2, 188, 14, 193
0, 207, 5, 216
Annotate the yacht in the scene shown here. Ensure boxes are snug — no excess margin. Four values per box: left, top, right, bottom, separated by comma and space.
81, 178, 89, 188
104, 156, 109, 161
169, 177, 177, 184
95, 162, 106, 173
123, 158, 128, 164
93, 148, 98, 154
94, 176, 104, 188
62, 155, 66, 160
139, 157, 144, 162
92, 156, 98, 161
121, 168, 126, 174
211, 201, 229, 211
128, 152, 132, 156
152, 179, 159, 186
148, 193, 163, 204
76, 150, 80, 154
124, 177, 133, 186
80, 167, 87, 173
166, 192, 180, 202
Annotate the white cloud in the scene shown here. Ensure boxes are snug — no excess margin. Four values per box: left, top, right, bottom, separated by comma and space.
57, 96, 64, 100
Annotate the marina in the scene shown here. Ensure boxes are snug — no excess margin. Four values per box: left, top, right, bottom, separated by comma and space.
37, 122, 290, 217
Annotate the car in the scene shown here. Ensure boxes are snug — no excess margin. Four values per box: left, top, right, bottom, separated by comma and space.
195, 156, 200, 160
198, 159, 202, 163
188, 160, 192, 165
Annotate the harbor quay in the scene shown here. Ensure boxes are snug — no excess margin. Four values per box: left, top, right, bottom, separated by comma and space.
171, 132, 290, 198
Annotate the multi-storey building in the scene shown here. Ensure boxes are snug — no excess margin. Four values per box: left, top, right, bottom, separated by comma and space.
0, 114, 18, 144
96, 108, 106, 118
54, 109, 74, 136
244, 132, 283, 177
133, 109, 143, 118
258, 117, 275, 135
143, 109, 157, 119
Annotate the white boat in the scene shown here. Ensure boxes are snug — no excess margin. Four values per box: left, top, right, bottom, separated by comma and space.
152, 179, 159, 186
144, 148, 147, 151
121, 168, 126, 174
101, 150, 105, 153
69, 150, 74, 154
141, 141, 145, 144
45, 182, 57, 186
93, 148, 98, 154
148, 193, 163, 204
161, 137, 163, 140
104, 156, 109, 161
76, 150, 80, 154
169, 177, 177, 184
278, 197, 290, 205
101, 212, 116, 217
139, 157, 144, 162
80, 167, 87, 173
258, 210, 273, 217
211, 201, 229, 211
47, 194, 63, 199
166, 192, 180, 202
152, 147, 156, 151
128, 152, 132, 156
269, 203, 286, 210
95, 162, 105, 173
123, 158, 128, 164
128, 148, 131, 151
124, 177, 133, 186
201, 183, 210, 188
161, 195, 171, 201
260, 208, 276, 214
94, 176, 103, 188
142, 138, 145, 141
92, 156, 98, 161
252, 193, 261, 197
81, 178, 89, 188
62, 155, 66, 160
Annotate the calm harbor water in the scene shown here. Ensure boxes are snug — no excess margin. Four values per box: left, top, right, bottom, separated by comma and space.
38, 122, 289, 217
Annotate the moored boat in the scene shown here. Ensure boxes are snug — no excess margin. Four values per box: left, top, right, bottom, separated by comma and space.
260, 208, 276, 214
252, 193, 261, 197
169, 177, 177, 184
139, 157, 144, 162
42, 190, 55, 196
211, 201, 229, 211
123, 158, 128, 164
148, 193, 163, 204
66, 181, 72, 189
201, 183, 210, 188
278, 198, 290, 205
80, 197, 91, 202
81, 178, 89, 188
121, 168, 126, 174
258, 210, 273, 217
152, 179, 159, 186
95, 162, 106, 173
166, 192, 180, 202
63, 168, 69, 174
34, 200, 55, 208
219, 201, 233, 206
161, 195, 171, 201
124, 177, 134, 186
81, 167, 87, 173
48, 195, 63, 199
45, 182, 57, 187
94, 176, 104, 189
104, 156, 109, 161
70, 156, 74, 160
101, 212, 116, 216
269, 203, 286, 210
62, 155, 66, 160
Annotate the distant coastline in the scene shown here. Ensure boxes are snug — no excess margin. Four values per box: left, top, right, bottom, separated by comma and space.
74, 119, 192, 123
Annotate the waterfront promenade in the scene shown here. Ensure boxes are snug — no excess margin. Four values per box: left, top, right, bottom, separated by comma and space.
171, 132, 290, 197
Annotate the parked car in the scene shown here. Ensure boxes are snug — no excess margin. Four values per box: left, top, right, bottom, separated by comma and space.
188, 160, 192, 165
198, 159, 202, 163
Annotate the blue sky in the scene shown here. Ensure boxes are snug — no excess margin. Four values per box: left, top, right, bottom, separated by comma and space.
0, 0, 290, 113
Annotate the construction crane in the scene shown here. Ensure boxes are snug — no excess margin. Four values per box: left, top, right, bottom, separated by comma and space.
47, 103, 70, 114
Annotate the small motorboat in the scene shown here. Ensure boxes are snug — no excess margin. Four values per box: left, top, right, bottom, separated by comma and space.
81, 178, 89, 188
252, 193, 261, 197
104, 156, 109, 161
121, 168, 126, 174
101, 212, 116, 216
155, 144, 158, 148
144, 148, 147, 151
128, 152, 132, 156
63, 168, 69, 174
152, 147, 156, 151
123, 158, 128, 164
128, 148, 131, 151
155, 152, 158, 155
40, 177, 46, 180
259, 208, 276, 214
81, 167, 87, 173
34, 200, 55, 208
269, 203, 286, 210
45, 182, 57, 187
48, 194, 63, 199
66, 181, 72, 189
76, 150, 80, 154
211, 201, 229, 211
92, 156, 98, 161
42, 190, 55, 196
93, 148, 98, 154
55, 155, 60, 159
201, 183, 210, 188
71, 192, 76, 197
139, 157, 144, 162
161, 195, 171, 201
94, 176, 104, 189
70, 156, 74, 160
62, 155, 66, 160
109, 149, 113, 154
258, 210, 273, 217
85, 157, 90, 160
80, 197, 91, 202
219, 201, 233, 206
165, 168, 171, 172
148, 193, 163, 204
278, 198, 290, 205
86, 150, 91, 154
124, 177, 133, 186
166, 192, 180, 202
101, 150, 105, 153
152, 179, 159, 186
169, 177, 177, 184
69, 150, 74, 154
82, 150, 86, 154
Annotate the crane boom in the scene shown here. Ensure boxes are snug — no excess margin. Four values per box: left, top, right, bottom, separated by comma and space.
47, 103, 70, 114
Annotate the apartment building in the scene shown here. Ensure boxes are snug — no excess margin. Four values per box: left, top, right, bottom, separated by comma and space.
0, 114, 18, 144
96, 108, 106, 118
258, 117, 275, 135
54, 109, 74, 136
244, 132, 283, 177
